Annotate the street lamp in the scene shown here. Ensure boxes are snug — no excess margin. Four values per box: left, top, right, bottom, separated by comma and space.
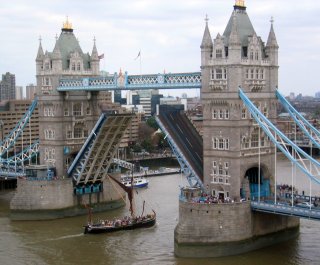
0, 120, 4, 142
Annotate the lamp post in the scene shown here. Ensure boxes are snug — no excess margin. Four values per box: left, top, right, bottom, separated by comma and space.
0, 120, 4, 142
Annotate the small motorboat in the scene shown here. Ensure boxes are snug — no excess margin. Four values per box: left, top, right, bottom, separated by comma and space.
121, 176, 149, 188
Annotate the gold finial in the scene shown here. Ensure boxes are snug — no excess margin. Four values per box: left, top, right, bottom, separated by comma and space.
62, 16, 73, 30
235, 0, 245, 7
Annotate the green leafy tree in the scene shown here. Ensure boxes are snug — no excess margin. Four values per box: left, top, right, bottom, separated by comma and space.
146, 116, 159, 130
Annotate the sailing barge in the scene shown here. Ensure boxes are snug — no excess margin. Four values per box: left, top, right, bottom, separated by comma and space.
84, 175, 156, 234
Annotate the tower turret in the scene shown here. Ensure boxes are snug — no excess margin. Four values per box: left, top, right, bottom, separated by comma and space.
36, 37, 44, 74
90, 37, 100, 75
200, 15, 213, 66
266, 17, 279, 66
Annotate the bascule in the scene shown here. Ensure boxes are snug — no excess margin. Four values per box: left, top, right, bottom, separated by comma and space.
1, 0, 320, 258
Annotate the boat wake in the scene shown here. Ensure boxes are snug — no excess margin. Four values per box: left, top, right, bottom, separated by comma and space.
28, 233, 84, 244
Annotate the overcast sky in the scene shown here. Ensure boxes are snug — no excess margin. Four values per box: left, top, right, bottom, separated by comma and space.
0, 0, 320, 97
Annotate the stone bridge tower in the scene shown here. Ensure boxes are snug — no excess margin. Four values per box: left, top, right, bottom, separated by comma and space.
201, 1, 279, 201
175, 1, 299, 258
35, 19, 106, 177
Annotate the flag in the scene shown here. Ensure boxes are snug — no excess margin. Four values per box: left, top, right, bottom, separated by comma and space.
98, 53, 104, 59
134, 51, 141, 60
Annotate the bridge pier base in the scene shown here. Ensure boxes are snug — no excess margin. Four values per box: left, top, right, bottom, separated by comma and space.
174, 200, 300, 258
10, 176, 125, 220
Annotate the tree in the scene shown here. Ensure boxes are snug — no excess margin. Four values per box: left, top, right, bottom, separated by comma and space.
146, 116, 159, 130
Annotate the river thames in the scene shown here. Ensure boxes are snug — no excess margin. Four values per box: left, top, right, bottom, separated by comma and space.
0, 155, 320, 265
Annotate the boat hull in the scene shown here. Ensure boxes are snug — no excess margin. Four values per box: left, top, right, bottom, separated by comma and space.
84, 217, 156, 234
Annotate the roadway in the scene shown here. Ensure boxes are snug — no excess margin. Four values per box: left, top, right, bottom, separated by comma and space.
158, 108, 203, 181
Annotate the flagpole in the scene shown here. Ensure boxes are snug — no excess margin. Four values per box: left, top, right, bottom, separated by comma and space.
139, 50, 142, 75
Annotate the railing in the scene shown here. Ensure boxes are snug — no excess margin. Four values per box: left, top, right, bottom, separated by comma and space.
57, 72, 201, 91
251, 201, 320, 221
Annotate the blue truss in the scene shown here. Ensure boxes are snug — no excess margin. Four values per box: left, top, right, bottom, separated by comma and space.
276, 90, 320, 148
0, 97, 38, 157
155, 116, 204, 190
57, 72, 201, 91
67, 113, 106, 178
239, 88, 320, 185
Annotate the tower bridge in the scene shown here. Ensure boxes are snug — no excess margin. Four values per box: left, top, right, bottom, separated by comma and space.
1, 0, 320, 258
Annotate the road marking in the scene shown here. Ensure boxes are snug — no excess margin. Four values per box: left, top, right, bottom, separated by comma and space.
186, 137, 193, 147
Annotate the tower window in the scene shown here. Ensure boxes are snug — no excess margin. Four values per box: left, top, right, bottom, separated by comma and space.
73, 103, 82, 116
225, 109, 229, 119
241, 108, 247, 119
216, 49, 222, 58
243, 47, 248, 57
71, 63, 75, 71
256, 69, 259, 79
255, 51, 259, 60
77, 63, 81, 71
260, 69, 264, 79
216, 69, 223, 79
250, 51, 254, 60
212, 110, 217, 119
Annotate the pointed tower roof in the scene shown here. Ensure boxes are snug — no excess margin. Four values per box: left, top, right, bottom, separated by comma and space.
201, 15, 213, 48
91, 36, 99, 61
52, 36, 62, 59
228, 13, 241, 46
36, 36, 44, 61
223, 1, 255, 47
266, 17, 279, 48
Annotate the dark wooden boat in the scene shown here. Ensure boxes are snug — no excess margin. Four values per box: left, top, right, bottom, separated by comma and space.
83, 174, 156, 234
84, 210, 156, 234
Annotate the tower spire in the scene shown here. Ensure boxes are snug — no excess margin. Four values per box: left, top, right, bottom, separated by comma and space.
201, 15, 213, 48
266, 16, 278, 48
36, 35, 44, 60
91, 36, 99, 61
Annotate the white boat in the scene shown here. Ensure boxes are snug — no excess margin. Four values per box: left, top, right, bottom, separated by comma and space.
121, 176, 149, 188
